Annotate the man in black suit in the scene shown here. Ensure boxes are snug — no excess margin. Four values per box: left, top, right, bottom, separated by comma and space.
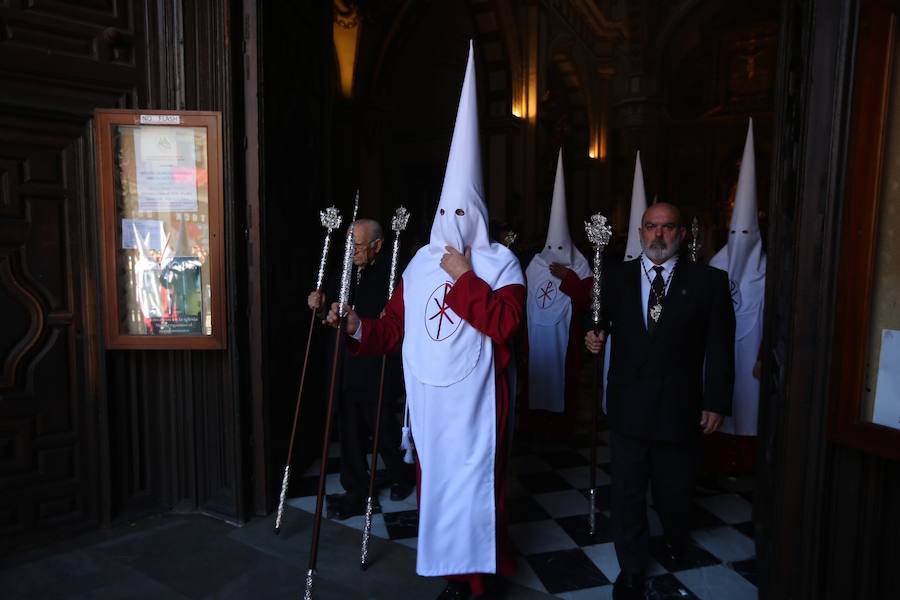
308, 219, 415, 519
585, 203, 735, 600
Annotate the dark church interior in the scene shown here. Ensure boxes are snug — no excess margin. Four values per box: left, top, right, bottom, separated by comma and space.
1, 1, 899, 599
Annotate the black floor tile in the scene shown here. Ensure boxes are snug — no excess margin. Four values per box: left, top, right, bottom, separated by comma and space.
507, 495, 551, 524
540, 449, 591, 469
526, 548, 610, 594
648, 536, 720, 573
579, 485, 612, 511
555, 513, 613, 546
732, 557, 758, 587
645, 573, 701, 599
517, 471, 574, 494
382, 510, 418, 540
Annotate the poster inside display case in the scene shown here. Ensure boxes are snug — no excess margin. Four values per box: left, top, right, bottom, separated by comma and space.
95, 110, 226, 349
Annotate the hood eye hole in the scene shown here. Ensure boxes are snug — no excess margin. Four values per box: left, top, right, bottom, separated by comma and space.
741, 229, 749, 234
455, 208, 465, 216
558, 245, 563, 250
730, 230, 736, 234
547, 245, 552, 249
439, 208, 445, 215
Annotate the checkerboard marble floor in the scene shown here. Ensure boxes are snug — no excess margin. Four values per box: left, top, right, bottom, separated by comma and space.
287, 432, 758, 599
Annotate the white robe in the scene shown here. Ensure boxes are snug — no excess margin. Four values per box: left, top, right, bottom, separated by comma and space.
525, 254, 589, 412
400, 253, 521, 575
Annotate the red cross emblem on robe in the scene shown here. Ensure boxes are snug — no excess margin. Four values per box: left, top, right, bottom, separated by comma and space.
425, 281, 462, 341
536, 279, 557, 309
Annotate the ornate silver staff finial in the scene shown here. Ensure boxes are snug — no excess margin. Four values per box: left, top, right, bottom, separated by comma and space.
315, 206, 343, 291
388, 206, 410, 296
337, 192, 360, 317
503, 230, 518, 248
391, 205, 410, 233
584, 213, 613, 327
689, 216, 702, 262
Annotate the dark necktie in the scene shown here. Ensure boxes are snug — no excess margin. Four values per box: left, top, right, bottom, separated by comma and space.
647, 265, 665, 334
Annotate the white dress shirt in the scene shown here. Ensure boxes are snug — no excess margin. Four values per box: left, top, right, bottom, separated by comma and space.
639, 254, 678, 328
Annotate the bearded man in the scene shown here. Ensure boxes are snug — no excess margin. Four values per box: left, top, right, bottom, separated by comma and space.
584, 202, 735, 600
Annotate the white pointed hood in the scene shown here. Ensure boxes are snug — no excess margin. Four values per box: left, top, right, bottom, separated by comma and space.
624, 151, 648, 261
711, 119, 765, 283
402, 41, 523, 387
539, 150, 590, 273
428, 41, 491, 256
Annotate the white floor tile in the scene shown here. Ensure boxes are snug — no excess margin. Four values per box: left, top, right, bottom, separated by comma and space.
675, 564, 758, 600
581, 542, 619, 581
691, 527, 755, 562
695, 494, 753, 524
286, 496, 318, 512
395, 536, 417, 549
582, 542, 666, 582
325, 473, 344, 495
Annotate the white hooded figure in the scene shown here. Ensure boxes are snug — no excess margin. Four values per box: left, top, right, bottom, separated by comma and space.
709, 119, 766, 436
131, 223, 163, 323
526, 150, 591, 412
602, 151, 647, 412
397, 41, 523, 576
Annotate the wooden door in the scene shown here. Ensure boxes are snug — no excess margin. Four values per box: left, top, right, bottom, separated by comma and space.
0, 0, 149, 551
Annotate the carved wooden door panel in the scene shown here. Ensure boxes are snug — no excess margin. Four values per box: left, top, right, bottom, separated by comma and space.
0, 1, 148, 550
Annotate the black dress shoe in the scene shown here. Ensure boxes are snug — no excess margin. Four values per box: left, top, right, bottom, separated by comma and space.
613, 572, 645, 600
436, 581, 471, 600
325, 493, 370, 521
390, 480, 415, 501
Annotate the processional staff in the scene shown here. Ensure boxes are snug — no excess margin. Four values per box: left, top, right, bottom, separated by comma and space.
689, 217, 702, 262
304, 192, 359, 600
360, 206, 410, 571
584, 212, 612, 538
274, 205, 343, 534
